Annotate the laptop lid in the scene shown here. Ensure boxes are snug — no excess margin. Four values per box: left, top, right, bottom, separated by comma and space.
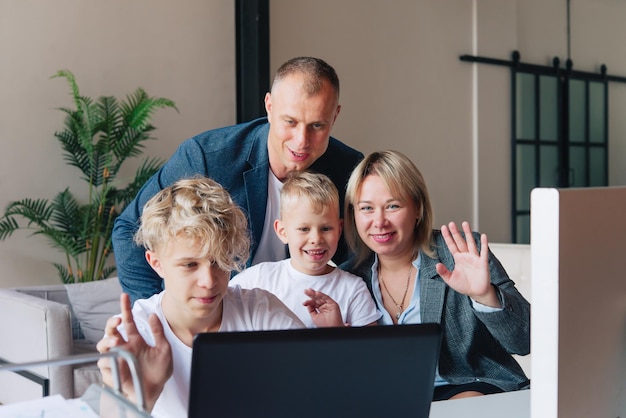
188, 323, 442, 418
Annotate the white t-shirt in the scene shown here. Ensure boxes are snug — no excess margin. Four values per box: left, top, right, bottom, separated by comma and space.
251, 170, 286, 265
118, 286, 305, 418
230, 259, 382, 328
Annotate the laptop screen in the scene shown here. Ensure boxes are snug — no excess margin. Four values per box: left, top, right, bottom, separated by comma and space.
188, 323, 442, 418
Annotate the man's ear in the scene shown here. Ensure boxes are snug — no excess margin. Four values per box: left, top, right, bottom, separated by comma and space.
273, 219, 289, 244
264, 92, 272, 117
332, 104, 341, 125
145, 250, 165, 278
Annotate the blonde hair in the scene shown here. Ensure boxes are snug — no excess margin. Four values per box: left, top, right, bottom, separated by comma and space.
280, 171, 339, 218
344, 150, 434, 267
134, 177, 250, 273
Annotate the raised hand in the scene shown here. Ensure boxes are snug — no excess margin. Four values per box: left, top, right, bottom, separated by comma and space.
435, 221, 500, 308
96, 293, 173, 412
303, 288, 345, 327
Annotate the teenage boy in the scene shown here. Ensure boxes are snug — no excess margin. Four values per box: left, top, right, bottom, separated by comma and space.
96, 177, 341, 417
230, 171, 381, 327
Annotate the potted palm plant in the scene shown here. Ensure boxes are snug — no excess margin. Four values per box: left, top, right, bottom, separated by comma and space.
0, 70, 177, 283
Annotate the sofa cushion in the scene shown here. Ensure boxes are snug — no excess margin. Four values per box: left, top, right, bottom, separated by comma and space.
64, 277, 123, 343
73, 363, 102, 398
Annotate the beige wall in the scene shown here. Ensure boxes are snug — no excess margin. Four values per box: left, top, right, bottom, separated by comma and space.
2, 0, 626, 287
0, 0, 235, 287
270, 0, 475, 233
271, 0, 626, 243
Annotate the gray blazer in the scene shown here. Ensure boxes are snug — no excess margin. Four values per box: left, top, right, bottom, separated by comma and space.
113, 118, 363, 303
340, 230, 530, 392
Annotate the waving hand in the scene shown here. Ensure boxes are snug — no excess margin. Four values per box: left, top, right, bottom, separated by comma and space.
435, 221, 501, 308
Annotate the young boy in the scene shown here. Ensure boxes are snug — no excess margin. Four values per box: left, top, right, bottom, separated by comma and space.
230, 171, 381, 327
96, 177, 331, 417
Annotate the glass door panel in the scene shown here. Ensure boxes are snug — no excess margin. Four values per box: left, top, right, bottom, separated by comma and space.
516, 73, 536, 139
539, 144, 559, 187
516, 144, 535, 212
569, 146, 586, 187
516, 215, 530, 244
590, 148, 607, 186
569, 79, 586, 143
540, 75, 558, 141
589, 81, 606, 144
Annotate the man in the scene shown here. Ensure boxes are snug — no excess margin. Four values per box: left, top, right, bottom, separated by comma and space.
113, 57, 363, 303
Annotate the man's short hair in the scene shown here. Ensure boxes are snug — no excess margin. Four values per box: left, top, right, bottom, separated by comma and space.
272, 56, 340, 98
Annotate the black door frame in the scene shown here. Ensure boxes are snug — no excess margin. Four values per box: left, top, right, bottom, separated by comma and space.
235, 0, 270, 123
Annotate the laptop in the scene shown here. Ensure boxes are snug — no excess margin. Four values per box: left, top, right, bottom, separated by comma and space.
188, 323, 442, 418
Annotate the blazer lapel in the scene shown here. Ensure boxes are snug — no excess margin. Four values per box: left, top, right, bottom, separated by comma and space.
243, 125, 270, 265
420, 253, 447, 324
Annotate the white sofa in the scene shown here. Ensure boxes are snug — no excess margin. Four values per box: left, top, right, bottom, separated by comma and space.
0, 277, 122, 404
489, 243, 531, 377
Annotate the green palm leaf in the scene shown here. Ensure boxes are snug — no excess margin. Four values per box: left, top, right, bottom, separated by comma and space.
2, 70, 176, 283
49, 189, 82, 236
53, 263, 73, 284
113, 157, 164, 207
3, 198, 54, 226
0, 216, 21, 240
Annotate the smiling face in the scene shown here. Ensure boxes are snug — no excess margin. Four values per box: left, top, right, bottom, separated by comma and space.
274, 197, 342, 275
146, 234, 229, 332
353, 174, 420, 263
265, 73, 340, 181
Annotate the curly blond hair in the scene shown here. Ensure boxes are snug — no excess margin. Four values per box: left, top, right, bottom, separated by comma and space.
134, 177, 250, 273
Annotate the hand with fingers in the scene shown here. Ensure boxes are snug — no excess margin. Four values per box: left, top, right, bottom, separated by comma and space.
96, 293, 173, 412
303, 288, 346, 327
435, 221, 501, 308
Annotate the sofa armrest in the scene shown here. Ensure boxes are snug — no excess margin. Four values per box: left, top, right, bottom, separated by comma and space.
489, 243, 532, 379
0, 288, 74, 402
489, 243, 531, 300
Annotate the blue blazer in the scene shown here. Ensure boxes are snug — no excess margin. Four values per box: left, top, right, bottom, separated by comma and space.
340, 230, 531, 392
113, 118, 363, 302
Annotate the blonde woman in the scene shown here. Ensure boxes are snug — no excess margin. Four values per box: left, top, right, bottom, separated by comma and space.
340, 150, 530, 401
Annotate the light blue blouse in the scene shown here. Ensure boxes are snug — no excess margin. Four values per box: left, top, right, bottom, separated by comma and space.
370, 253, 504, 387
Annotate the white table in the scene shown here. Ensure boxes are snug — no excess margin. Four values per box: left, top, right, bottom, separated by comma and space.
429, 389, 530, 418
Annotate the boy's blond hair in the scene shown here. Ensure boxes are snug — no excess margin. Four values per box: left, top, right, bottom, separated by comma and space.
134, 177, 250, 273
279, 171, 340, 218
